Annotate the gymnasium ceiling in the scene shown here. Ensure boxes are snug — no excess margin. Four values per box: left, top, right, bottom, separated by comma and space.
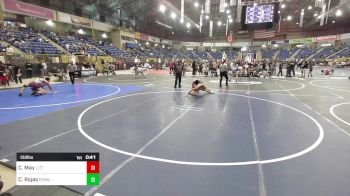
20, 0, 350, 41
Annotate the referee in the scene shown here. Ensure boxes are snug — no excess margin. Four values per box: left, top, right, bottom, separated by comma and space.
67, 64, 77, 84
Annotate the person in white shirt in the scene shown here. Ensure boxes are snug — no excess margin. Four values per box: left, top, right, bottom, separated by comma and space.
41, 61, 48, 76
5, 45, 13, 54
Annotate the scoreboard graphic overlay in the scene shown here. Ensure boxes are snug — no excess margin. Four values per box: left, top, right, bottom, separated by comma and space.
246, 4, 274, 24
16, 153, 100, 186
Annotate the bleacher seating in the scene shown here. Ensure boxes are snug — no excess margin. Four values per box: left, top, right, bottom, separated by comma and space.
295, 48, 316, 59
0, 28, 61, 54
335, 45, 350, 58
44, 32, 105, 56
194, 51, 209, 59
276, 48, 298, 60
225, 51, 238, 60
210, 51, 223, 60
262, 49, 277, 59
313, 47, 338, 59
83, 37, 129, 58
182, 50, 198, 59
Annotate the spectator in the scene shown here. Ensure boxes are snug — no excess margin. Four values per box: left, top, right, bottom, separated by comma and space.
13, 65, 22, 84
5, 45, 13, 55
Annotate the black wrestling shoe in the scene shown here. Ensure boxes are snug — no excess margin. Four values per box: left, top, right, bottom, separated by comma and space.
19, 92, 23, 96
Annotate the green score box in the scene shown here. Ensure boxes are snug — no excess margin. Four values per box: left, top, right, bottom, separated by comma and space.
87, 174, 100, 186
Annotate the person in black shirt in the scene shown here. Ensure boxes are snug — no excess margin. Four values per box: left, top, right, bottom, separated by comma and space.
308, 61, 313, 78
192, 61, 196, 76
174, 61, 184, 88
290, 60, 296, 77
277, 61, 283, 76
286, 61, 291, 77
25, 62, 32, 78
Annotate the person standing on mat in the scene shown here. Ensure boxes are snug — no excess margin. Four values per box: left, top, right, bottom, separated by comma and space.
219, 60, 229, 87
13, 65, 22, 84
192, 61, 196, 76
67, 63, 77, 84
277, 60, 283, 76
174, 60, 184, 88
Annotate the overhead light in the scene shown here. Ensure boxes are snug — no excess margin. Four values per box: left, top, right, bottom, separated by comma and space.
228, 15, 232, 19
296, 22, 299, 25
205, 15, 210, 19
139, 43, 141, 46
194, 2, 199, 7
281, 4, 286, 9
226, 10, 230, 14
180, 19, 184, 23
253, 3, 258, 6
335, 9, 342, 17
308, 6, 312, 10
262, 44, 267, 48
102, 33, 107, 38
162, 45, 165, 48
287, 15, 292, 21
171, 12, 176, 19
201, 9, 204, 14
314, 13, 318, 17
217, 21, 222, 26
78, 29, 84, 34
224, 3, 228, 7
278, 10, 281, 14
274, 44, 278, 47
155, 43, 158, 47
186, 22, 191, 28
187, 30, 190, 33
159, 4, 166, 13
46, 20, 54, 26
146, 42, 149, 45
229, 18, 233, 23
332, 20, 336, 23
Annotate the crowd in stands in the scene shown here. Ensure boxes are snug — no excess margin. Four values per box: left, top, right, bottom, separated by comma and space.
44, 31, 105, 56
0, 27, 61, 54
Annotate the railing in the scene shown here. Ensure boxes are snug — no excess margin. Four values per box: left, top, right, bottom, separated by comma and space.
0, 52, 117, 65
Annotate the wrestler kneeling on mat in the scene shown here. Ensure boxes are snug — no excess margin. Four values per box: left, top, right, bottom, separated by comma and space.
19, 77, 54, 96
188, 79, 213, 96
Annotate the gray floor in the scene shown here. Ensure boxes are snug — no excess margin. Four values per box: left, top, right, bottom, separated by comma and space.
1, 68, 350, 196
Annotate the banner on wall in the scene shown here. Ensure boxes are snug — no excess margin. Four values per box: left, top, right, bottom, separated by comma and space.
135, 32, 149, 41
57, 12, 91, 27
149, 36, 160, 43
289, 37, 314, 44
215, 42, 232, 47
161, 39, 172, 44
340, 33, 350, 40
181, 42, 200, 47
251, 41, 267, 46
316, 35, 337, 42
271, 40, 289, 44
2, 0, 56, 20
203, 42, 214, 47
92, 20, 114, 32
